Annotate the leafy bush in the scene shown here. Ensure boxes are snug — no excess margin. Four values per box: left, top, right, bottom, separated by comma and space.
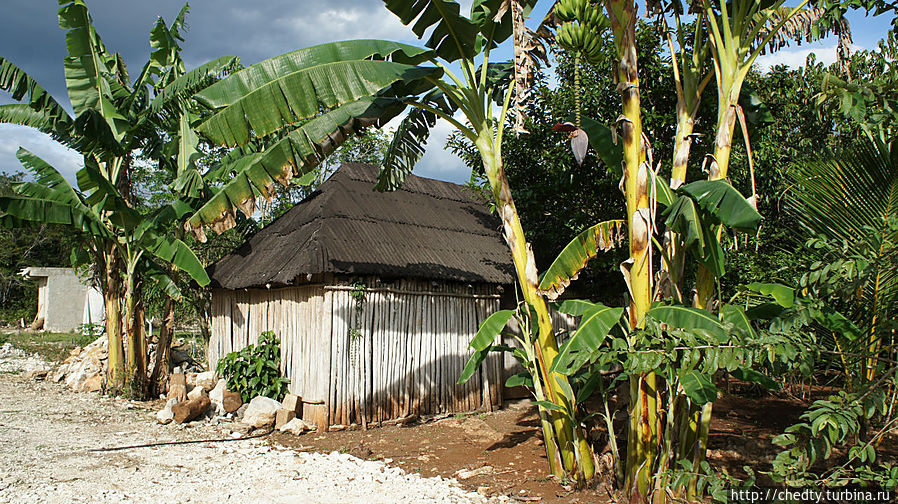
772, 385, 898, 490
216, 331, 290, 402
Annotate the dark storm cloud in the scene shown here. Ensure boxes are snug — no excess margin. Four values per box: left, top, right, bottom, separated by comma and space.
1, 0, 416, 101
0, 0, 475, 183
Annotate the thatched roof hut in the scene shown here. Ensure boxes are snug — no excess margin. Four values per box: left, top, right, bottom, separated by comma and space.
208, 163, 515, 430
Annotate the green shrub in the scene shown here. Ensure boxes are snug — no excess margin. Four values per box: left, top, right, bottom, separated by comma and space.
216, 331, 290, 402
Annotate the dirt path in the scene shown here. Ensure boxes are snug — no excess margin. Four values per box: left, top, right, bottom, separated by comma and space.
0, 355, 505, 503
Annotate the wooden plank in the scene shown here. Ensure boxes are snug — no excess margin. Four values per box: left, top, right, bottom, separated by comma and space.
334, 289, 347, 426
491, 296, 503, 409
322, 286, 339, 431
392, 291, 402, 420
449, 294, 460, 413
400, 292, 412, 418
440, 294, 449, 413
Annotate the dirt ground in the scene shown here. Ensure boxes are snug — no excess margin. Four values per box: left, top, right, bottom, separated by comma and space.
4, 334, 895, 503
272, 391, 842, 503
0, 365, 504, 503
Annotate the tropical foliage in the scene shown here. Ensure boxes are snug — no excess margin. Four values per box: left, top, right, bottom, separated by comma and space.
0, 0, 224, 394
216, 331, 290, 402
2, 0, 898, 501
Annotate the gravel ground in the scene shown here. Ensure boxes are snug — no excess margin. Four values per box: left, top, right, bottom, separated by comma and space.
0, 348, 506, 503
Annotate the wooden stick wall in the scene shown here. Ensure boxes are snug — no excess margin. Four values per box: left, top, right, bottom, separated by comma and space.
209, 278, 504, 429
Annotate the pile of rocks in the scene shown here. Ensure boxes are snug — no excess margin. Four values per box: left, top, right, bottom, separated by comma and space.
156, 369, 242, 424
0, 342, 51, 377
50, 336, 107, 392
48, 335, 207, 394
155, 376, 316, 436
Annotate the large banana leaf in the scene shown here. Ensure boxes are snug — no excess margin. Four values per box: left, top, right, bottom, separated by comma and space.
457, 309, 515, 384
147, 6, 187, 75
0, 196, 109, 238
375, 106, 437, 191
551, 302, 624, 375
0, 58, 72, 125
384, 0, 480, 62
12, 148, 82, 205
678, 179, 761, 230
647, 304, 728, 342
196, 60, 437, 147
148, 55, 240, 115
139, 228, 210, 286
194, 40, 436, 145
145, 260, 185, 300
0, 59, 74, 145
187, 97, 407, 238
663, 193, 725, 276
0, 105, 73, 147
664, 196, 705, 252
58, 0, 129, 142
375, 88, 456, 192
538, 220, 626, 300
172, 111, 204, 199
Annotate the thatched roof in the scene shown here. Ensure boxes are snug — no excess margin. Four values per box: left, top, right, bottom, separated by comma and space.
208, 163, 515, 290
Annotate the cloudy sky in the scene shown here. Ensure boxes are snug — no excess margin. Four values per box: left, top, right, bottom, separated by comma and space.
0, 1, 891, 185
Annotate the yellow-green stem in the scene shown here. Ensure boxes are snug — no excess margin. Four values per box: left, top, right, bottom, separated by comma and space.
479, 135, 595, 482
104, 247, 125, 390
604, 0, 658, 499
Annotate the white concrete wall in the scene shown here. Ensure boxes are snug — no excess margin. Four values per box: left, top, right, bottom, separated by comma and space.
22, 267, 103, 332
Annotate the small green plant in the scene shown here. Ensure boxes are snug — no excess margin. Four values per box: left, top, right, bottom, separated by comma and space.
216, 331, 290, 402
348, 282, 366, 363
77, 322, 104, 338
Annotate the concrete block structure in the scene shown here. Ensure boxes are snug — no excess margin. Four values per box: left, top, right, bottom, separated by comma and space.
20, 267, 104, 332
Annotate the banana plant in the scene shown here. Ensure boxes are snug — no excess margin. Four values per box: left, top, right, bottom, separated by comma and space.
380, 0, 596, 482
0, 0, 233, 391
693, 0, 827, 310
0, 149, 210, 385
538, 170, 761, 499
685, 2, 842, 494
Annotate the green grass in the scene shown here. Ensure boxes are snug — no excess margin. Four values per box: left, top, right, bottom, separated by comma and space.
2, 331, 99, 362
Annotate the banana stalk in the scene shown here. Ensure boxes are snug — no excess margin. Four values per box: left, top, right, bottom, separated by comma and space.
123, 254, 147, 394
103, 244, 125, 390
661, 14, 710, 302
687, 1, 809, 496
603, 0, 657, 499
478, 131, 595, 482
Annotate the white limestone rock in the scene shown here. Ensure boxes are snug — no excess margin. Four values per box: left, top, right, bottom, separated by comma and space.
240, 396, 281, 428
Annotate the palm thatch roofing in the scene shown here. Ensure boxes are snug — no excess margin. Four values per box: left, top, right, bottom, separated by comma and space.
208, 163, 515, 290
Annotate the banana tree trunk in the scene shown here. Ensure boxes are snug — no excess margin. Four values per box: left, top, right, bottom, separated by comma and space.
604, 0, 658, 499
478, 134, 595, 483
693, 94, 736, 310
149, 296, 175, 397
123, 262, 147, 396
661, 108, 695, 301
103, 246, 125, 390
